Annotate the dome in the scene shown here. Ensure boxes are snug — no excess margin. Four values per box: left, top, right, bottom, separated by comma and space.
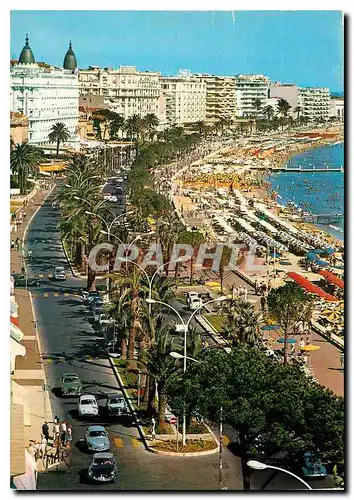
18, 34, 35, 64
63, 41, 77, 71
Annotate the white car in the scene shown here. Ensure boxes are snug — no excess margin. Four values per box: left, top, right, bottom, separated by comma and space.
78, 394, 99, 418
189, 297, 203, 311
103, 194, 118, 202
54, 266, 66, 280
115, 177, 124, 183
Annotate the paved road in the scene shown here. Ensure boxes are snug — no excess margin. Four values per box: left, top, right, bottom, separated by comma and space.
24, 189, 243, 490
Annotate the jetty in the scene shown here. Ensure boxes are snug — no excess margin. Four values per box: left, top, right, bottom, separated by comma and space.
251, 165, 343, 173
302, 213, 344, 225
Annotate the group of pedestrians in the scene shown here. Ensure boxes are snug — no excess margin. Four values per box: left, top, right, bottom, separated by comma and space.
232, 285, 249, 301
41, 416, 73, 450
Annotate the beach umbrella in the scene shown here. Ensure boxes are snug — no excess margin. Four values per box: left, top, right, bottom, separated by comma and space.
321, 310, 342, 323
261, 324, 280, 331
277, 337, 296, 344
300, 345, 320, 352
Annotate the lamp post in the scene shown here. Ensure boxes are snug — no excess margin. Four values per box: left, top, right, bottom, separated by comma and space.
146, 296, 227, 446
247, 460, 312, 490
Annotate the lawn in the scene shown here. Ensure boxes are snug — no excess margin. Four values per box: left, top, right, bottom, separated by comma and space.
204, 314, 226, 333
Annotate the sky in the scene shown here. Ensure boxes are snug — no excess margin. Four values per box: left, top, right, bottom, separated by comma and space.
10, 10, 343, 91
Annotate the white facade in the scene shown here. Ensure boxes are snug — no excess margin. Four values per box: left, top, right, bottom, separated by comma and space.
235, 74, 271, 118
79, 66, 165, 123
10, 63, 80, 147
195, 74, 236, 122
298, 87, 331, 122
329, 97, 344, 121
269, 83, 299, 117
160, 71, 206, 124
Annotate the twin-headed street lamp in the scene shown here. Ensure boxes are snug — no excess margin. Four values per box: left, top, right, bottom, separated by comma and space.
145, 295, 227, 447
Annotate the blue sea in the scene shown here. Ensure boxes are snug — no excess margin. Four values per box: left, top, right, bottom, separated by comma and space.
267, 142, 344, 240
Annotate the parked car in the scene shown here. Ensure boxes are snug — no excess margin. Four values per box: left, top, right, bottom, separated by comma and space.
186, 291, 199, 304
85, 425, 110, 452
13, 274, 41, 287
87, 453, 117, 483
301, 452, 327, 478
89, 297, 104, 309
99, 314, 114, 327
93, 308, 105, 322
54, 266, 66, 281
189, 296, 203, 311
106, 393, 127, 417
82, 290, 100, 302
78, 394, 99, 418
61, 373, 82, 396
115, 177, 124, 183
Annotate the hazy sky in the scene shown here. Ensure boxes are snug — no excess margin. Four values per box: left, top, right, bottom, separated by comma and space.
10, 10, 343, 91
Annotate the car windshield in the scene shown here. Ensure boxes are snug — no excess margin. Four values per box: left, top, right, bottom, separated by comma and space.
94, 458, 113, 466
109, 398, 124, 405
81, 399, 95, 405
90, 430, 106, 437
56, 268, 64, 272
64, 377, 78, 383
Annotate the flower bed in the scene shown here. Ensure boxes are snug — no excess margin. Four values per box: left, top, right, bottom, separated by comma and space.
150, 439, 217, 453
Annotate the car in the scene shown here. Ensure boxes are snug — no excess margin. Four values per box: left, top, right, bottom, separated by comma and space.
61, 373, 82, 396
98, 314, 114, 327
54, 266, 66, 281
89, 296, 104, 308
114, 187, 124, 196
93, 308, 104, 322
115, 176, 124, 183
78, 394, 99, 418
301, 452, 327, 478
85, 425, 111, 452
13, 274, 41, 287
106, 394, 127, 417
189, 296, 203, 311
84, 291, 101, 302
87, 453, 117, 483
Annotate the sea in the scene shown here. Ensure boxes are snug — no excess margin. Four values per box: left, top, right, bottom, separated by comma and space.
267, 142, 344, 241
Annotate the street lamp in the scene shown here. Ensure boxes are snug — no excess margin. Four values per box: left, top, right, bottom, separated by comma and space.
86, 210, 133, 241
145, 295, 227, 446
247, 460, 312, 490
169, 351, 199, 363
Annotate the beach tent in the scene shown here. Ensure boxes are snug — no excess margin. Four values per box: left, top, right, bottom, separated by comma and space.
287, 272, 338, 301
318, 269, 344, 289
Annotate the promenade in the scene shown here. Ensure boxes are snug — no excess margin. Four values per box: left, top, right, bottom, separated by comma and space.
11, 187, 53, 471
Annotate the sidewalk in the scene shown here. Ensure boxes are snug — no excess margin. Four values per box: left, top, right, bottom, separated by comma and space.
11, 187, 54, 471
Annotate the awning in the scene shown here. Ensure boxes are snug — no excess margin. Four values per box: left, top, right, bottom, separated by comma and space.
12, 449, 37, 490
287, 272, 339, 301
319, 270, 344, 289
11, 296, 19, 317
10, 337, 26, 372
11, 322, 24, 342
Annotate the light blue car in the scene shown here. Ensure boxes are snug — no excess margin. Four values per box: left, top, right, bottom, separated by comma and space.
85, 425, 110, 452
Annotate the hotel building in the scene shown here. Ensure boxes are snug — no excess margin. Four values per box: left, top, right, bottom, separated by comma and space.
235, 74, 271, 118
195, 74, 236, 123
10, 36, 80, 147
298, 87, 331, 122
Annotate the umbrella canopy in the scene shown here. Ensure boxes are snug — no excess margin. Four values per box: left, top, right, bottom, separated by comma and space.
300, 345, 320, 352
287, 272, 339, 301
261, 324, 281, 331
277, 338, 296, 344
318, 269, 344, 289
321, 309, 342, 323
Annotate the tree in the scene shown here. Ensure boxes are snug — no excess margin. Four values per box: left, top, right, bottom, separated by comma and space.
194, 120, 208, 137
143, 113, 159, 141
178, 229, 205, 284
253, 99, 262, 117
10, 142, 43, 194
276, 99, 292, 130
222, 300, 261, 346
109, 114, 125, 139
167, 346, 344, 490
262, 105, 275, 122
145, 328, 176, 427
267, 282, 314, 364
294, 106, 302, 121
105, 293, 132, 359
48, 122, 71, 156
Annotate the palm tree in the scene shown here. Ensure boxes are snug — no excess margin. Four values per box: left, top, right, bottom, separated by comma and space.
294, 106, 302, 121
253, 99, 263, 117
124, 114, 142, 141
143, 113, 159, 141
105, 294, 132, 359
222, 300, 261, 346
262, 105, 275, 122
276, 99, 292, 130
48, 122, 71, 157
194, 120, 208, 137
109, 114, 125, 140
10, 142, 43, 194
145, 328, 176, 427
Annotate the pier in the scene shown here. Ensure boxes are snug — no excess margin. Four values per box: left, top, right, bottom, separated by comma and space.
252, 166, 343, 172
302, 213, 344, 225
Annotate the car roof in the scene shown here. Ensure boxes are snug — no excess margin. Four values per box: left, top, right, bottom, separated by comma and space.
87, 425, 106, 432
108, 393, 124, 399
93, 452, 114, 459
80, 394, 96, 399
63, 373, 79, 377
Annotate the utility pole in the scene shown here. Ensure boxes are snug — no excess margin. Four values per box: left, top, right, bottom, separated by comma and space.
219, 405, 225, 490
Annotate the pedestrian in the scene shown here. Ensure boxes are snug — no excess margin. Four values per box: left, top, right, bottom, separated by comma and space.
66, 425, 73, 448
42, 421, 50, 441
39, 435, 47, 458
11, 240, 15, 251
15, 237, 20, 251
254, 279, 259, 295
53, 421, 60, 443
290, 343, 296, 356
60, 420, 67, 446
150, 416, 156, 440
260, 294, 266, 312
305, 336, 310, 346
340, 352, 344, 369
298, 337, 305, 355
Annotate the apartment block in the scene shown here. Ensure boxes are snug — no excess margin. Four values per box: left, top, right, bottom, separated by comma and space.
235, 74, 271, 118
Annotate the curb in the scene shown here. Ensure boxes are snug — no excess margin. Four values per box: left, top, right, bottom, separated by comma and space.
107, 355, 219, 457
28, 290, 53, 424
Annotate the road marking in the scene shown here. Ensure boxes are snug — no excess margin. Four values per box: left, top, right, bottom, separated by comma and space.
54, 293, 59, 297
48, 274, 53, 278
63, 293, 70, 297
45, 359, 52, 364
131, 437, 142, 448
38, 274, 44, 278
222, 435, 231, 446
86, 357, 93, 361
113, 437, 124, 448
43, 293, 49, 297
